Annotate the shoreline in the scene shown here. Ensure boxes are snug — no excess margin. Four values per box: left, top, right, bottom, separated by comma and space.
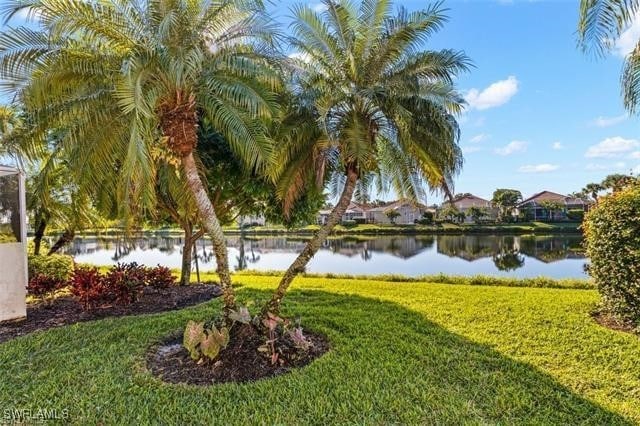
67, 221, 583, 237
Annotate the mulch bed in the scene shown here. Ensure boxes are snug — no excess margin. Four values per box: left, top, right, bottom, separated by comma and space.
592, 311, 639, 336
147, 323, 330, 385
0, 284, 221, 344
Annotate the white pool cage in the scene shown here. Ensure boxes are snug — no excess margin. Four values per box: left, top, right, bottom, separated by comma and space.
0, 165, 27, 322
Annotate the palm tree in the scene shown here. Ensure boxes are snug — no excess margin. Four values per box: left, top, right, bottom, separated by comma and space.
0, 0, 281, 315
263, 0, 469, 315
578, 0, 640, 112
583, 182, 604, 202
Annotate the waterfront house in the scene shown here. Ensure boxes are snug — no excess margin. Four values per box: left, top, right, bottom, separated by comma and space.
443, 194, 498, 223
317, 202, 367, 225
515, 191, 592, 221
365, 200, 428, 224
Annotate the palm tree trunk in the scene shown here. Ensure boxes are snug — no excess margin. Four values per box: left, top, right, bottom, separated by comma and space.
182, 152, 236, 314
33, 216, 47, 256
48, 228, 74, 255
180, 224, 193, 287
263, 167, 359, 316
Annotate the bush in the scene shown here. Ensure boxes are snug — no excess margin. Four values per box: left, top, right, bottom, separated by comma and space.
567, 209, 585, 222
583, 185, 640, 324
28, 254, 74, 282
145, 265, 175, 288
341, 220, 357, 228
71, 266, 105, 310
70, 263, 176, 309
27, 274, 66, 303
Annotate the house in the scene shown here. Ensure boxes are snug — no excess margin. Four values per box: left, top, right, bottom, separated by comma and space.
237, 214, 266, 227
365, 200, 428, 225
317, 202, 367, 225
515, 191, 592, 221
443, 194, 498, 223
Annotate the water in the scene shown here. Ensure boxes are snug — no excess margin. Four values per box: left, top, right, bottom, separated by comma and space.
58, 233, 589, 279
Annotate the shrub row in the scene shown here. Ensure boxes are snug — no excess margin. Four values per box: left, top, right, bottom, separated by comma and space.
26, 259, 175, 309
71, 263, 175, 309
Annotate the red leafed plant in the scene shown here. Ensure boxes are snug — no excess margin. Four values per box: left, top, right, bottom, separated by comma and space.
27, 274, 66, 305
70, 266, 105, 310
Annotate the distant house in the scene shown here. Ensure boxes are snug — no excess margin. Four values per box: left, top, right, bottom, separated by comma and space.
317, 202, 367, 225
443, 194, 497, 223
365, 200, 427, 225
515, 191, 592, 221
237, 214, 266, 227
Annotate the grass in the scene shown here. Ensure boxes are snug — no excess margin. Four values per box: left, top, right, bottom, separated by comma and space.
1, 274, 639, 424
228, 221, 583, 235
70, 221, 582, 238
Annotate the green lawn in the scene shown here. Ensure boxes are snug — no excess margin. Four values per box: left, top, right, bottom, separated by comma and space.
1, 275, 639, 424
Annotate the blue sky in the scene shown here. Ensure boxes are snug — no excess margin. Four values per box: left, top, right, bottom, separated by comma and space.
3, 0, 640, 204
272, 0, 640, 202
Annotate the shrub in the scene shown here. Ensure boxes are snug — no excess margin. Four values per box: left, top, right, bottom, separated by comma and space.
102, 263, 146, 305
567, 209, 585, 222
27, 274, 66, 303
341, 219, 357, 227
71, 266, 105, 310
583, 185, 640, 324
145, 265, 175, 288
28, 254, 74, 282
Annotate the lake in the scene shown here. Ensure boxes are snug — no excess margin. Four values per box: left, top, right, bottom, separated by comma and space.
58, 233, 589, 279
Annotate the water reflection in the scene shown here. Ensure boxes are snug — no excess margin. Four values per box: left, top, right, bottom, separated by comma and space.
60, 233, 588, 279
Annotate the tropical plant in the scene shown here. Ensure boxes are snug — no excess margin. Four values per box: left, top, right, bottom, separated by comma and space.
583, 182, 604, 202
438, 205, 461, 223
492, 188, 522, 221
601, 173, 636, 193
384, 208, 401, 224
578, 0, 640, 112
0, 0, 281, 317
262, 0, 469, 315
539, 200, 564, 221
467, 206, 488, 224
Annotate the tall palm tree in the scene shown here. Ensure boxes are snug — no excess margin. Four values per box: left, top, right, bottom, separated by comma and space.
263, 0, 469, 315
578, 0, 640, 112
0, 0, 281, 315
583, 182, 604, 202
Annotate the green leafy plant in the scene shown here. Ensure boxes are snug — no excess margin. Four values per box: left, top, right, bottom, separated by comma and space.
183, 320, 230, 362
28, 254, 74, 283
583, 184, 640, 325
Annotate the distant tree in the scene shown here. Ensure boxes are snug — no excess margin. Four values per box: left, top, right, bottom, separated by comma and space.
467, 206, 488, 224
492, 189, 522, 221
601, 174, 636, 193
583, 182, 604, 202
438, 205, 460, 223
540, 200, 564, 221
384, 209, 401, 224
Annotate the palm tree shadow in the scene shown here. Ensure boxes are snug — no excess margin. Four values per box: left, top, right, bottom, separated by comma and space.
263, 288, 632, 425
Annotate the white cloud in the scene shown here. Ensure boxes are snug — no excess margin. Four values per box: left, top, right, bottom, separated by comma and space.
495, 140, 527, 156
631, 151, 640, 159
518, 164, 559, 173
590, 114, 627, 128
469, 133, 489, 143
465, 76, 519, 111
615, 14, 640, 57
586, 162, 628, 171
585, 136, 640, 158
462, 146, 482, 154
552, 141, 564, 150
310, 2, 327, 12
